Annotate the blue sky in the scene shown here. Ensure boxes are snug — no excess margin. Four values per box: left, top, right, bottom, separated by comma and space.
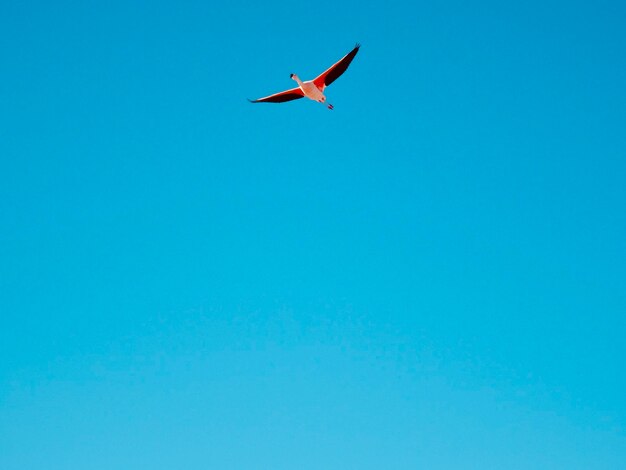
1, 0, 625, 468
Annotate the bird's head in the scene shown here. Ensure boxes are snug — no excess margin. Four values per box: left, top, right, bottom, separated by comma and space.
290, 73, 299, 81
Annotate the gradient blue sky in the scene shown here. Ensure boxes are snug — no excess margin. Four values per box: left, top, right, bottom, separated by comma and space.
1, 0, 626, 468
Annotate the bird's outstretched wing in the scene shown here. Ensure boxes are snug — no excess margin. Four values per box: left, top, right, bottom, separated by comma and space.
248, 87, 304, 103
313, 44, 360, 91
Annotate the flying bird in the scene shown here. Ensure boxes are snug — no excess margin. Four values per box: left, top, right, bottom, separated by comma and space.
249, 44, 360, 110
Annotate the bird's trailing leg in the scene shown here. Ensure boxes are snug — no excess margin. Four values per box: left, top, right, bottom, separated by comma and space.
316, 95, 333, 110
319, 97, 334, 110
317, 95, 335, 110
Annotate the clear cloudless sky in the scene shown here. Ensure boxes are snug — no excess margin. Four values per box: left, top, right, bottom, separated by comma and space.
1, 0, 626, 468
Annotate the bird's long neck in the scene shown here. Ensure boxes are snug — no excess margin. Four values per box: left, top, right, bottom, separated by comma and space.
292, 74, 304, 87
